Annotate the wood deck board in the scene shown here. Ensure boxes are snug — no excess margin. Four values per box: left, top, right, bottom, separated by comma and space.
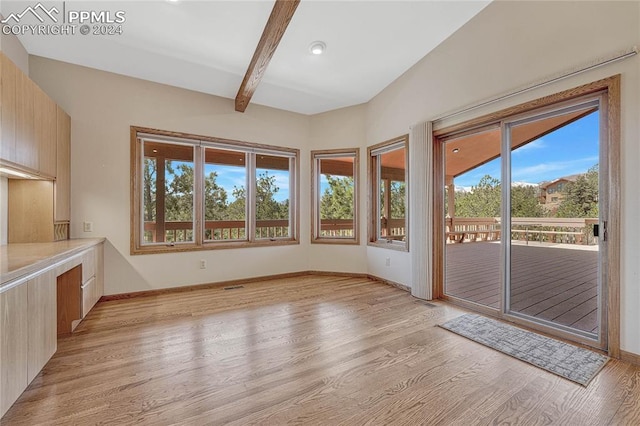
446, 242, 599, 333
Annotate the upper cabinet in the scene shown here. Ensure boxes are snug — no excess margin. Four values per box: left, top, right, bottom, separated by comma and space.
1, 53, 64, 180
1, 52, 72, 241
35, 85, 57, 179
1, 54, 18, 163
15, 69, 37, 171
55, 107, 71, 222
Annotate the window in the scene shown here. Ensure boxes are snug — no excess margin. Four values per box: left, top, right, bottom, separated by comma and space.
311, 149, 359, 244
368, 135, 408, 250
132, 127, 299, 254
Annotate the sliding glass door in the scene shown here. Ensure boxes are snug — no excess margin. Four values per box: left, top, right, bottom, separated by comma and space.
441, 91, 609, 349
505, 98, 604, 344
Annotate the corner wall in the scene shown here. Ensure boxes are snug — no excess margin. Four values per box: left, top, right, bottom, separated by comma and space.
308, 104, 368, 273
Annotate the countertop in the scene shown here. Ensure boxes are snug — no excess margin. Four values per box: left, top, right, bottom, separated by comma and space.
1, 238, 105, 286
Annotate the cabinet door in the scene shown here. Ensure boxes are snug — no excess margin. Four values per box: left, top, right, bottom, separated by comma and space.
81, 276, 97, 318
1, 54, 17, 163
55, 107, 71, 222
15, 70, 37, 171
35, 85, 57, 178
82, 248, 96, 284
27, 270, 57, 383
96, 243, 104, 300
0, 284, 28, 417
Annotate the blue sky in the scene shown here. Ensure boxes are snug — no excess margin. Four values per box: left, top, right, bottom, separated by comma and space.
454, 110, 599, 189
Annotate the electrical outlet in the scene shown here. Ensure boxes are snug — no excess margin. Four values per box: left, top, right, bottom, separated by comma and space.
83, 221, 93, 232
385, 257, 391, 267
200, 259, 207, 269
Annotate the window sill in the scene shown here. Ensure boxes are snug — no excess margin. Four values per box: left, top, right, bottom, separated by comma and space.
311, 238, 360, 246
131, 239, 299, 255
367, 241, 408, 252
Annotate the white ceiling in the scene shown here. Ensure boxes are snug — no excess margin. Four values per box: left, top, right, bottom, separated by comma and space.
1, 0, 491, 114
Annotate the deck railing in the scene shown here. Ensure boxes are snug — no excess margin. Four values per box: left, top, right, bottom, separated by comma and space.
144, 219, 291, 243
446, 217, 598, 245
144, 219, 361, 242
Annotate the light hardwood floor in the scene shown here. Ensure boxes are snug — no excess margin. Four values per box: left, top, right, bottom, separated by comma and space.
3, 275, 639, 425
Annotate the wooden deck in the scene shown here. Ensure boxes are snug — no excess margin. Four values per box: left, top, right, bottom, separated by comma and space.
446, 242, 599, 334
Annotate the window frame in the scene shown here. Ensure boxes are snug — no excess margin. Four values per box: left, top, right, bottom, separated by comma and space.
131, 126, 300, 255
367, 135, 409, 251
311, 148, 360, 245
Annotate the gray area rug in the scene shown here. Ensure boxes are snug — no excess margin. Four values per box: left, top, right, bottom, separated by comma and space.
439, 314, 609, 386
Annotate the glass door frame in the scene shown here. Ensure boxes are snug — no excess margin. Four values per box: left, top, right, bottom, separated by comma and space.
433, 75, 620, 356
501, 95, 607, 350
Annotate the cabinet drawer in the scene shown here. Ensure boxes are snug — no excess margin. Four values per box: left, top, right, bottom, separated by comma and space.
81, 277, 96, 318
81, 249, 96, 283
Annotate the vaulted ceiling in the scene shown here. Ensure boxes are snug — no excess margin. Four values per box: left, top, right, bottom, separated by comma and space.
1, 0, 491, 114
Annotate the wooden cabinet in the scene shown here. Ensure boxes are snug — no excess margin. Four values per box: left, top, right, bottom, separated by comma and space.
81, 246, 104, 317
1, 52, 68, 181
27, 270, 57, 383
55, 107, 71, 222
1, 240, 104, 418
1, 269, 57, 416
15, 69, 37, 171
8, 179, 55, 243
1, 54, 17, 163
0, 283, 29, 416
35, 86, 57, 179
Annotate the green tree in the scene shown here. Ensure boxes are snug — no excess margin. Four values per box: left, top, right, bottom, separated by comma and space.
164, 161, 196, 222
390, 181, 406, 219
320, 175, 354, 219
511, 185, 543, 218
227, 172, 289, 221
204, 171, 228, 221
455, 175, 501, 217
556, 165, 599, 218
143, 158, 156, 223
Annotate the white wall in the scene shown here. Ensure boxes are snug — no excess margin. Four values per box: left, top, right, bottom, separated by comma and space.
0, 26, 28, 74
29, 58, 313, 295
365, 1, 640, 354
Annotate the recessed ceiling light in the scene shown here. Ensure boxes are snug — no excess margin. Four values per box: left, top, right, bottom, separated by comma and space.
166, 0, 180, 3
452, 148, 460, 153
309, 41, 326, 55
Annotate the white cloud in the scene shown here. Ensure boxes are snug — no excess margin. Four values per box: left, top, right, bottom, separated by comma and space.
512, 156, 598, 182
513, 138, 546, 154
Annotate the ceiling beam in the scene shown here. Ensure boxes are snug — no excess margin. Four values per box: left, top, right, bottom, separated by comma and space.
234, 0, 300, 113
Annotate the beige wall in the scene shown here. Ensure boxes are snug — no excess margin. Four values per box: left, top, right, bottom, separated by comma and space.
308, 104, 368, 273
365, 1, 640, 354
0, 26, 28, 74
29, 58, 313, 295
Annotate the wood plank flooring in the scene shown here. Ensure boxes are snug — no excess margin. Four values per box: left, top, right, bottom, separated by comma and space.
446, 242, 599, 333
3, 275, 638, 425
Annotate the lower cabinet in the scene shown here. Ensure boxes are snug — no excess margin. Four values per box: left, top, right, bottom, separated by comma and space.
27, 270, 57, 383
0, 269, 56, 415
0, 241, 105, 418
81, 245, 103, 318
0, 284, 28, 416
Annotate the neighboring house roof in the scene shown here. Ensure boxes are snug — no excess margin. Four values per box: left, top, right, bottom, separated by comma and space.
540, 174, 581, 189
